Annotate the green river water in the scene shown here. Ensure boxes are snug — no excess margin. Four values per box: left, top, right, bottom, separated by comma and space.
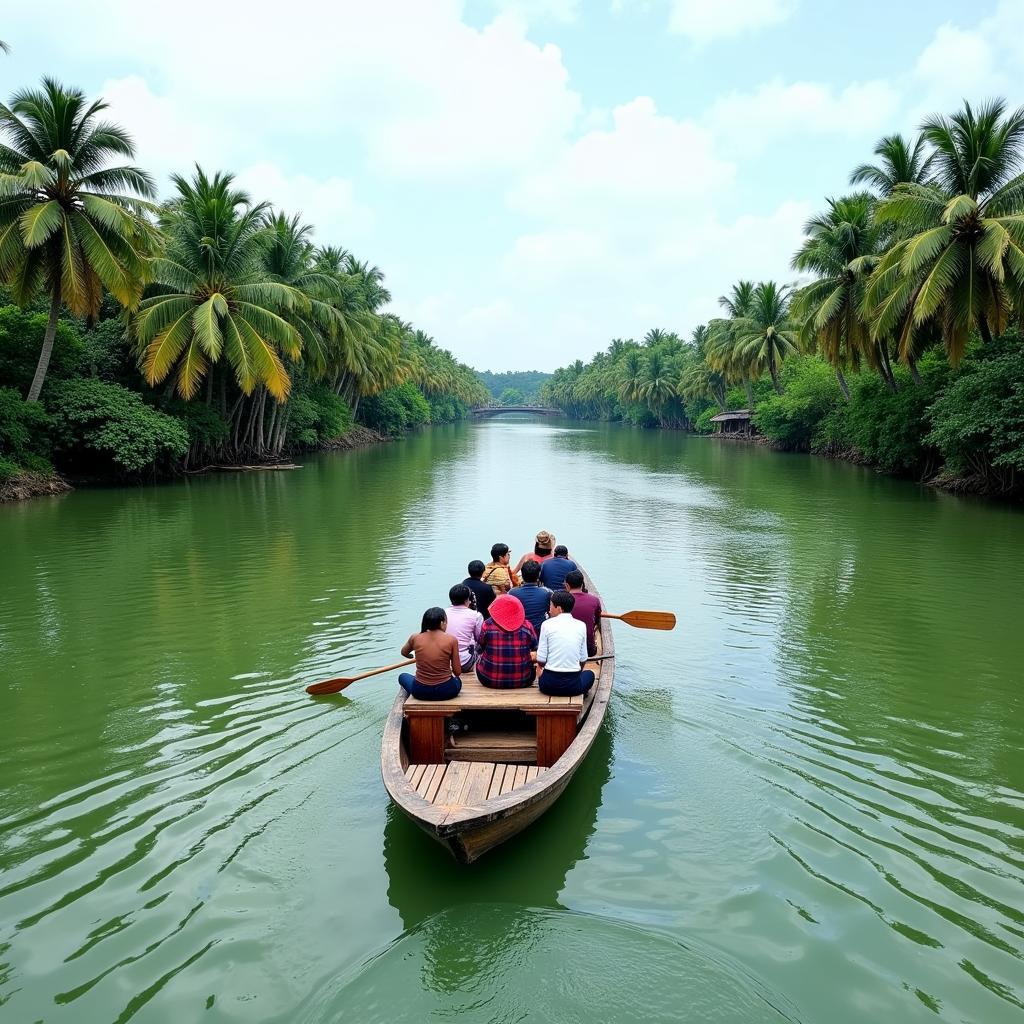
1, 417, 1022, 1023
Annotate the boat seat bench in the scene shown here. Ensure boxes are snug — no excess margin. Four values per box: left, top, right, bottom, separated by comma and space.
403, 674, 583, 767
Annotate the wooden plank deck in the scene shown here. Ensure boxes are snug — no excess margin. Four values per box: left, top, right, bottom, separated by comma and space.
406, 762, 548, 807
404, 673, 583, 713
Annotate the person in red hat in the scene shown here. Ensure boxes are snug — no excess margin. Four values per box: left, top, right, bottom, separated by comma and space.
476, 594, 537, 689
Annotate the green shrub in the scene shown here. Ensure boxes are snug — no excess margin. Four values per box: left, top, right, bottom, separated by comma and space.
0, 306, 85, 394
0, 455, 19, 482
843, 353, 950, 473
46, 379, 189, 474
168, 400, 231, 461
359, 381, 431, 434
926, 342, 1024, 490
427, 393, 470, 423
287, 384, 353, 448
0, 386, 54, 469
693, 406, 717, 434
754, 357, 842, 450
77, 317, 140, 385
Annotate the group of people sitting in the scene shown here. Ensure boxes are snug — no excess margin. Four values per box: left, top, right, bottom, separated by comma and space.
398, 530, 603, 703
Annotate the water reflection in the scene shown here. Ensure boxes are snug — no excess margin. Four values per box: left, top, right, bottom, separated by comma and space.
384, 720, 614, 932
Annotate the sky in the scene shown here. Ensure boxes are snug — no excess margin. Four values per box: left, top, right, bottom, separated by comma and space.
2, 0, 1022, 371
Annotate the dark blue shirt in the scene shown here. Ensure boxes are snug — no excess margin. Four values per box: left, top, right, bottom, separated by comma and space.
508, 582, 552, 636
463, 577, 495, 619
539, 556, 577, 591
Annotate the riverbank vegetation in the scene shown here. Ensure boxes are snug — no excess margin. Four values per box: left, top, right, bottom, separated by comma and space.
0, 78, 487, 497
476, 370, 551, 405
543, 99, 1024, 498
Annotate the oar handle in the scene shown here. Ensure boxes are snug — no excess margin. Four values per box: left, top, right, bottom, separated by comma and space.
351, 658, 416, 683
306, 658, 415, 695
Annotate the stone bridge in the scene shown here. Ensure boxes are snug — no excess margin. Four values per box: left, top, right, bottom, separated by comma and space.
470, 405, 557, 416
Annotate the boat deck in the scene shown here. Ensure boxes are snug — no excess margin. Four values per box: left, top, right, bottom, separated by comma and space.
405, 761, 547, 807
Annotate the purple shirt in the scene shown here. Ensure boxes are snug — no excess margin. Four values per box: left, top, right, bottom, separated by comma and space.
568, 591, 602, 656
446, 605, 483, 665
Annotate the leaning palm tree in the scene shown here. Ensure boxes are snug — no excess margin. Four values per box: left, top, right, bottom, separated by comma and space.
0, 78, 156, 400
865, 99, 1024, 364
731, 281, 800, 394
791, 193, 889, 397
135, 167, 303, 401
849, 133, 934, 196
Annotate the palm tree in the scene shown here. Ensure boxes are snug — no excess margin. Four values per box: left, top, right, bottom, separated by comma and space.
135, 167, 302, 401
706, 280, 757, 405
637, 349, 679, 422
866, 99, 1024, 364
617, 349, 644, 404
849, 133, 934, 196
0, 41, 10, 55
678, 325, 727, 411
730, 281, 800, 394
260, 212, 345, 378
0, 78, 156, 400
791, 193, 887, 397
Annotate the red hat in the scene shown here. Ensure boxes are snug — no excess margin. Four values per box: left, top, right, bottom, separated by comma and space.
489, 594, 525, 632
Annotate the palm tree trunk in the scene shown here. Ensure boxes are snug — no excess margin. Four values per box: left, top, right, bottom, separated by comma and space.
979, 315, 993, 345
264, 399, 279, 452
254, 391, 267, 456
352, 393, 361, 420
26, 282, 63, 402
908, 355, 922, 386
744, 378, 753, 407
768, 353, 781, 395
835, 367, 851, 402
273, 405, 291, 454
879, 344, 898, 392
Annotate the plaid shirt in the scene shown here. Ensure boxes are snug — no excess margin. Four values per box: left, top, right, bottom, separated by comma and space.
476, 619, 537, 687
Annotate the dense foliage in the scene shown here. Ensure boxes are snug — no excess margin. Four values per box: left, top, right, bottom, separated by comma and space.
0, 78, 488, 486
544, 99, 1024, 498
476, 370, 551, 404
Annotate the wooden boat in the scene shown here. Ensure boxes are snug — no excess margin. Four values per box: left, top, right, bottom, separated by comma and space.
380, 567, 614, 864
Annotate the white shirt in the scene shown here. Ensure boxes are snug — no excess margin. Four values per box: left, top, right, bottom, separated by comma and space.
537, 613, 587, 672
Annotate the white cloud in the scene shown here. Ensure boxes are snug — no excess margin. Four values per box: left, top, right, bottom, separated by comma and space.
19, 2, 582, 183
363, 15, 581, 178
512, 97, 733, 217
99, 76, 230, 190
706, 78, 900, 154
668, 0, 797, 42
911, 22, 1007, 114
484, 0, 580, 23
233, 164, 374, 246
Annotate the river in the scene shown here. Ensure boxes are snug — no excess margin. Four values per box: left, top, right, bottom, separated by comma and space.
1, 417, 1022, 1023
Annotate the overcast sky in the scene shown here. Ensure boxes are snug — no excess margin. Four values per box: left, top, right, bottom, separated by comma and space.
3, 1, 1020, 371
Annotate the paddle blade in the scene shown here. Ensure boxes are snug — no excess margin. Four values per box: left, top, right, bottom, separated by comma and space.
612, 610, 677, 630
306, 677, 356, 695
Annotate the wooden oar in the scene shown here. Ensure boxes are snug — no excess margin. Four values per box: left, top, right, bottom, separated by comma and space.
602, 610, 676, 630
306, 659, 414, 695
307, 649, 618, 696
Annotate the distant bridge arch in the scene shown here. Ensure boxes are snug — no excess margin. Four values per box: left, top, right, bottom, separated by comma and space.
471, 405, 558, 416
